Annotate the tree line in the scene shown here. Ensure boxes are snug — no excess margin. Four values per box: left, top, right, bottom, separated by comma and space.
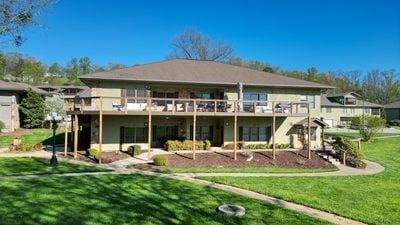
0, 52, 126, 86
169, 28, 400, 105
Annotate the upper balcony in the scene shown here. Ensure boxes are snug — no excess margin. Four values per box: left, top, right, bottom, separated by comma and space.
66, 97, 310, 117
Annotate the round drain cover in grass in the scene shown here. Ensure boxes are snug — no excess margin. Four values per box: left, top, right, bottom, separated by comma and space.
217, 204, 246, 216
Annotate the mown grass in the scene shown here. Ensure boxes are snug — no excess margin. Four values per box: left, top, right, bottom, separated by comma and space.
202, 137, 400, 225
0, 129, 66, 148
325, 132, 398, 139
0, 174, 332, 225
0, 157, 109, 176
157, 167, 338, 174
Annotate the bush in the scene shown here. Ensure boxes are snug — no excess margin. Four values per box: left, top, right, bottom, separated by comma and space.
0, 120, 5, 130
87, 148, 99, 158
335, 136, 365, 168
153, 155, 169, 166
127, 145, 141, 156
203, 139, 211, 150
278, 143, 290, 149
19, 143, 36, 151
222, 142, 245, 150
164, 140, 209, 151
357, 115, 386, 141
245, 143, 269, 149
388, 120, 400, 126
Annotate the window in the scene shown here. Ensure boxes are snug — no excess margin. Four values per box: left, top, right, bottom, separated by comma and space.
325, 107, 332, 113
239, 127, 271, 141
371, 108, 380, 115
122, 88, 146, 103
153, 126, 179, 142
122, 127, 146, 143
190, 126, 213, 140
350, 108, 355, 114
345, 97, 356, 105
342, 108, 348, 113
190, 92, 214, 99
300, 95, 315, 108
243, 93, 268, 106
152, 91, 178, 106
364, 108, 370, 114
311, 128, 317, 141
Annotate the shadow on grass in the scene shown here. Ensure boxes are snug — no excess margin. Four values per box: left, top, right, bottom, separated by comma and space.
0, 174, 329, 225
42, 133, 67, 146
0, 157, 109, 176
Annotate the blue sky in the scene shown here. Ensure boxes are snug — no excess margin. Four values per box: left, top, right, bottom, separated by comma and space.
4, 0, 400, 72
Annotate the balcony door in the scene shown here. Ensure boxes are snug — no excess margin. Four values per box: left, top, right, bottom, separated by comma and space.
152, 125, 179, 148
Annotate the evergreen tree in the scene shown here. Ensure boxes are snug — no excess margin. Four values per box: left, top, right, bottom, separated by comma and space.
19, 89, 45, 128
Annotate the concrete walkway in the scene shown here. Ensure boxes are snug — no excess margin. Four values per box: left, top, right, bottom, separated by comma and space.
0, 149, 52, 158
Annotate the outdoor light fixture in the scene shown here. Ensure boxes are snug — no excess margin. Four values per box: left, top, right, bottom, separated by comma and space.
46, 112, 63, 167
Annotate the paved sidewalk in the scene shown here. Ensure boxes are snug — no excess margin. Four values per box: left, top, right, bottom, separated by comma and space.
0, 150, 52, 158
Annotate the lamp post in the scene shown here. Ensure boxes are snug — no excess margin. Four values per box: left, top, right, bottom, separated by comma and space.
46, 112, 63, 167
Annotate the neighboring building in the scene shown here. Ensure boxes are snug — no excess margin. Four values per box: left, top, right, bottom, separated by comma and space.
0, 80, 47, 132
385, 100, 400, 121
66, 59, 333, 154
37, 85, 87, 96
320, 92, 382, 127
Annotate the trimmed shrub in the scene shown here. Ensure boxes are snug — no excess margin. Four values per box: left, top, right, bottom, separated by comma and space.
0, 120, 5, 130
246, 144, 258, 149
165, 140, 209, 151
127, 145, 141, 156
335, 136, 365, 168
153, 155, 169, 166
203, 139, 211, 150
165, 140, 182, 151
19, 143, 36, 151
87, 148, 99, 158
222, 142, 245, 150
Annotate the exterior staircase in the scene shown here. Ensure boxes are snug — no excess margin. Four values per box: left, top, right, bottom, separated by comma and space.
316, 152, 341, 165
316, 139, 341, 165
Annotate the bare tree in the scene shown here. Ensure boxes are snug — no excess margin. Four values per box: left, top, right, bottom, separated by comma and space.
0, 0, 53, 46
168, 28, 233, 61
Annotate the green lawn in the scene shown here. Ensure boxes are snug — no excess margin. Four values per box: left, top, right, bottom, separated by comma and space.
0, 174, 332, 225
0, 129, 66, 148
325, 132, 399, 139
157, 167, 338, 174
202, 137, 400, 225
0, 157, 109, 176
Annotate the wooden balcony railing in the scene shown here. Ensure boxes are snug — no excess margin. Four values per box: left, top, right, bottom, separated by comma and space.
65, 97, 310, 116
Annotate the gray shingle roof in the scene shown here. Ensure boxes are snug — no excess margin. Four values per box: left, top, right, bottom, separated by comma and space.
321, 95, 382, 107
385, 100, 400, 109
0, 80, 47, 94
79, 59, 333, 89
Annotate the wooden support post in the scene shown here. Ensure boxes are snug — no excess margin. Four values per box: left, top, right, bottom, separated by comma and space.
124, 97, 128, 114
192, 100, 197, 160
358, 140, 361, 151
98, 97, 103, 164
322, 126, 325, 151
64, 118, 68, 156
307, 103, 311, 159
272, 101, 276, 159
342, 152, 346, 165
147, 98, 152, 160
234, 102, 238, 160
73, 114, 78, 159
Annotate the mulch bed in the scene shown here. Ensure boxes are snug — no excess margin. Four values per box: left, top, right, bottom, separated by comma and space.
59, 151, 130, 164
158, 150, 335, 169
